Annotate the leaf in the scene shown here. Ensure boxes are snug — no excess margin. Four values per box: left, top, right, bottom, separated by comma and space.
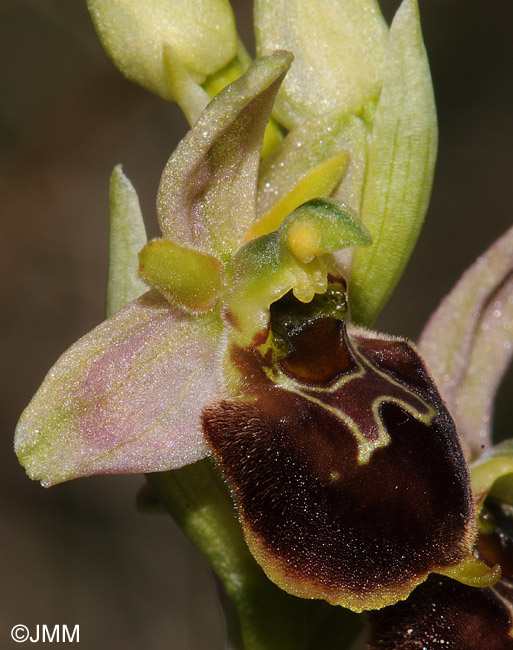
349, 0, 437, 326
419, 226, 513, 459
157, 52, 293, 262
15, 292, 221, 486
106, 165, 148, 317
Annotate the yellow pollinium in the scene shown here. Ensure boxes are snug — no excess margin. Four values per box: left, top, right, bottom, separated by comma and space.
287, 222, 320, 263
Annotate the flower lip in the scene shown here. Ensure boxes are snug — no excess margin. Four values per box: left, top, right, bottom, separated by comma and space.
203, 286, 476, 612
368, 574, 513, 650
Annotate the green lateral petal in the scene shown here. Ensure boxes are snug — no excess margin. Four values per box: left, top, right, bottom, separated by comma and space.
87, 0, 237, 100
157, 52, 293, 262
138, 238, 222, 312
419, 226, 513, 459
254, 0, 387, 129
349, 0, 437, 327
106, 165, 148, 316
15, 292, 221, 486
226, 199, 371, 345
251, 115, 366, 239
471, 440, 513, 499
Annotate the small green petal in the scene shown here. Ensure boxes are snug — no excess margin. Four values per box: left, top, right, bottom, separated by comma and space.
419, 225, 513, 459
254, 0, 388, 129
157, 52, 293, 262
471, 440, 513, 498
248, 153, 349, 241
253, 115, 367, 240
226, 199, 371, 345
349, 0, 437, 326
138, 238, 222, 312
106, 165, 148, 317
87, 0, 237, 100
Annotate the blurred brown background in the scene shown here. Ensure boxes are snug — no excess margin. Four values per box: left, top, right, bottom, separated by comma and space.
1, 1, 512, 648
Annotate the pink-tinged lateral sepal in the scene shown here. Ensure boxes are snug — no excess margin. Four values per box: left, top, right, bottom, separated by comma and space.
202, 285, 475, 612
15, 291, 221, 486
419, 225, 513, 459
367, 575, 513, 649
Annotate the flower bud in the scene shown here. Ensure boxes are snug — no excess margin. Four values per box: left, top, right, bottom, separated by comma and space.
87, 0, 237, 100
254, 0, 388, 129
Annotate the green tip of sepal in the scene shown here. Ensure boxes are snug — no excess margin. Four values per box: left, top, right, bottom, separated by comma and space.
226, 198, 371, 344
107, 165, 148, 317
349, 0, 437, 327
138, 238, 222, 312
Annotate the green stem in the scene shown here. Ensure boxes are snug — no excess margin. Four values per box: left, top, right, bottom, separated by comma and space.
147, 459, 363, 650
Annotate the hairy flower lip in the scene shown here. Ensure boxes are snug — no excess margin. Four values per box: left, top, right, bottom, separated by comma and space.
367, 574, 513, 650
203, 290, 476, 612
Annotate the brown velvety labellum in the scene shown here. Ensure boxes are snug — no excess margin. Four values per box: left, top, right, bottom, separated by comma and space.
368, 574, 513, 649
202, 316, 475, 611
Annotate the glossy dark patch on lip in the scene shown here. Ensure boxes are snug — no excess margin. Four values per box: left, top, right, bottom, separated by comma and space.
202, 316, 474, 611
368, 574, 513, 649
279, 317, 358, 385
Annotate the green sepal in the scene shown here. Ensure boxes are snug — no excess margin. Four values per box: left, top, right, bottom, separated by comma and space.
106, 165, 148, 317
138, 238, 222, 313
226, 198, 371, 345
349, 0, 437, 326
157, 52, 293, 262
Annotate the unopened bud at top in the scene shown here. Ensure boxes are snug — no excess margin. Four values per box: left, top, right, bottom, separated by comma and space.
87, 0, 237, 100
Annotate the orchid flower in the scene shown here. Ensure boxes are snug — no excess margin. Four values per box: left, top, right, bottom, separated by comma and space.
13, 0, 513, 648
